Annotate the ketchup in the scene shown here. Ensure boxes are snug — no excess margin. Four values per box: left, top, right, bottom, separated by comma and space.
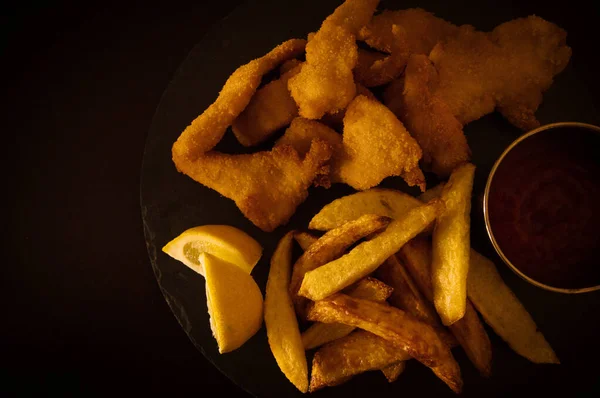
487, 126, 600, 289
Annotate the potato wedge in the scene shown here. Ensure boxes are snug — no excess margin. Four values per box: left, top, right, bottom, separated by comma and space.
307, 294, 462, 393
299, 200, 442, 301
290, 214, 390, 316
308, 188, 423, 231
376, 255, 457, 349
265, 232, 308, 392
309, 330, 411, 392
377, 255, 440, 325
432, 163, 476, 325
302, 277, 393, 350
293, 231, 319, 251
468, 250, 559, 364
419, 182, 445, 203
399, 238, 492, 377
381, 362, 406, 383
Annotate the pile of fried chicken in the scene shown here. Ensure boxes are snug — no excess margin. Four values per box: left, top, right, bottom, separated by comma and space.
171, 0, 571, 232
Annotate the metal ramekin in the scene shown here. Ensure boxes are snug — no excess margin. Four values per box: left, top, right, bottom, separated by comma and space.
483, 122, 600, 294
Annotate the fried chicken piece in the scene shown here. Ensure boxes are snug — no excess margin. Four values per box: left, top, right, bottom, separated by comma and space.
338, 95, 425, 191
384, 55, 470, 176
172, 39, 306, 160
359, 9, 458, 56
354, 8, 459, 87
288, 0, 379, 119
232, 64, 302, 146
275, 117, 343, 187
430, 16, 571, 130
175, 140, 331, 232
354, 24, 410, 87
279, 58, 303, 75
319, 83, 377, 132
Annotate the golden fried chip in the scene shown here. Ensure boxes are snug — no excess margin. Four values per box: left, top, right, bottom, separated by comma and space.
302, 277, 393, 350
288, 0, 379, 119
419, 182, 446, 203
338, 95, 425, 191
308, 188, 423, 231
293, 231, 319, 251
290, 214, 390, 317
307, 294, 463, 393
468, 250, 559, 364
299, 200, 441, 300
381, 361, 406, 383
377, 255, 439, 324
399, 238, 492, 377
172, 38, 306, 160
432, 163, 475, 325
265, 232, 308, 392
232, 64, 302, 146
310, 330, 410, 392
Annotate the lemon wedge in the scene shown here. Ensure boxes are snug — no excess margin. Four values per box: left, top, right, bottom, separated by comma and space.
162, 225, 262, 275
202, 252, 263, 353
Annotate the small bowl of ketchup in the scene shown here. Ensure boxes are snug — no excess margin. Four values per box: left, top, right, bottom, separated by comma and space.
484, 122, 600, 293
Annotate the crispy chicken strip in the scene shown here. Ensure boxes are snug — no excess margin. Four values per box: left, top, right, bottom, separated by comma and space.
275, 117, 343, 187
172, 39, 306, 160
307, 294, 463, 393
430, 16, 571, 130
231, 64, 302, 146
288, 0, 379, 119
359, 8, 458, 56
338, 95, 425, 191
385, 55, 470, 177
175, 140, 331, 232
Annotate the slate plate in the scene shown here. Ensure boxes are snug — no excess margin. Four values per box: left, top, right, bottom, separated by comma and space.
141, 0, 600, 396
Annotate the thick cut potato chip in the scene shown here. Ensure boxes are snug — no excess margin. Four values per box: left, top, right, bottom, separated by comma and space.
468, 250, 559, 364
419, 182, 446, 203
302, 277, 393, 350
376, 255, 457, 348
265, 232, 308, 392
232, 64, 302, 146
377, 255, 439, 325
310, 330, 411, 392
299, 200, 441, 301
307, 294, 463, 393
432, 163, 476, 325
308, 188, 423, 231
288, 0, 379, 119
293, 231, 319, 251
338, 95, 426, 191
381, 361, 406, 383
173, 39, 306, 160
290, 214, 390, 317
399, 238, 492, 377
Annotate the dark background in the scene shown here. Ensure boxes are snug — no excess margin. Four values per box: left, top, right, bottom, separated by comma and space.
3, 0, 599, 396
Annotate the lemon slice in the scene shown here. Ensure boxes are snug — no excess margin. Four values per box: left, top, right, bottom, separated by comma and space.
202, 252, 263, 353
162, 225, 262, 275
